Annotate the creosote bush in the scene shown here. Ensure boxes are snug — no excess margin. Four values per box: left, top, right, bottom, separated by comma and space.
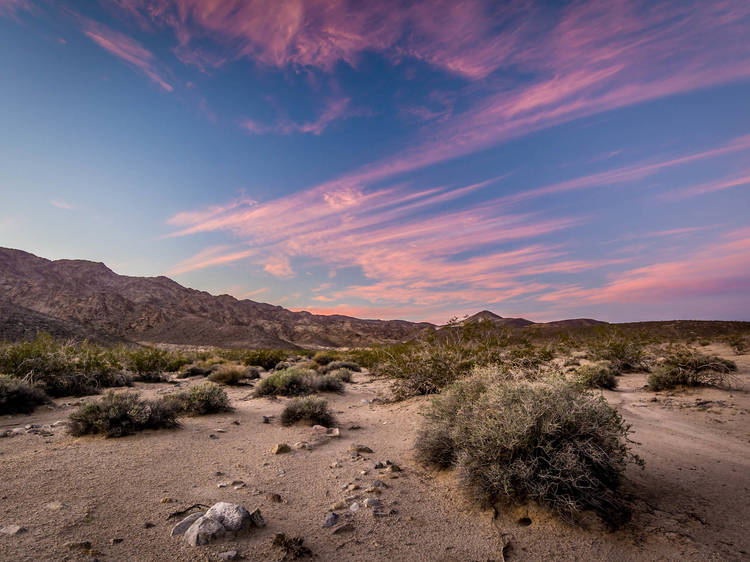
121, 346, 190, 375
575, 363, 618, 390
590, 336, 650, 373
0, 375, 50, 415
208, 364, 250, 385
648, 349, 737, 391
163, 382, 232, 416
68, 391, 179, 438
328, 368, 353, 383
318, 360, 361, 374
253, 368, 345, 397
416, 376, 641, 527
280, 397, 335, 427
312, 351, 335, 366
243, 349, 288, 371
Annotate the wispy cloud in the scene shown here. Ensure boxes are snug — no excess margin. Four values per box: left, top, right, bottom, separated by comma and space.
167, 245, 255, 275
77, 16, 173, 92
242, 98, 357, 136
49, 199, 74, 210
0, 0, 30, 18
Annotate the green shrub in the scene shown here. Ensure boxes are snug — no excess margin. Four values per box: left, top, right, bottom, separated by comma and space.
312, 351, 335, 366
311, 374, 344, 393
416, 377, 640, 527
243, 349, 287, 371
280, 397, 335, 427
0, 375, 50, 415
273, 361, 292, 371
254, 368, 315, 397
575, 364, 618, 390
68, 391, 179, 438
163, 382, 232, 416
120, 347, 190, 375
318, 360, 361, 374
591, 337, 649, 373
208, 364, 249, 385
0, 334, 131, 397
726, 335, 749, 354
328, 368, 353, 383
176, 362, 213, 379
648, 349, 737, 390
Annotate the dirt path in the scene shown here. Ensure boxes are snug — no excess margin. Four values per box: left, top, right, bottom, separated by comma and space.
1, 346, 748, 561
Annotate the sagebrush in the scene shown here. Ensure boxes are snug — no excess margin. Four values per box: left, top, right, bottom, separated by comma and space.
280, 397, 335, 427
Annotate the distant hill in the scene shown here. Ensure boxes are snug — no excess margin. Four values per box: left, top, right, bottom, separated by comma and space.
461, 310, 535, 328
0, 247, 432, 348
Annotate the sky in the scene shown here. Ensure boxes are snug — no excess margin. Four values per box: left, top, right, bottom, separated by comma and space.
1, 0, 749, 324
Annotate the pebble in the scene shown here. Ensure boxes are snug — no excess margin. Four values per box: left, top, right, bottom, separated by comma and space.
0, 525, 26, 536
110, 538, 123, 545
331, 501, 347, 510
265, 493, 283, 503
322, 512, 339, 528
214, 429, 226, 433
271, 443, 291, 454
350, 444, 373, 454
209, 434, 219, 440
218, 551, 238, 560
349, 502, 361, 512
333, 522, 355, 534
364, 498, 383, 509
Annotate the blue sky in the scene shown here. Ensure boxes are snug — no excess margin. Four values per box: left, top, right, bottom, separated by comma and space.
1, 0, 749, 323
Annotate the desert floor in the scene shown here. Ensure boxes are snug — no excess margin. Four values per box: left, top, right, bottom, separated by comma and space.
1, 344, 749, 561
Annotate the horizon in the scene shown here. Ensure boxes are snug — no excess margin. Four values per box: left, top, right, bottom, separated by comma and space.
1, 1, 749, 324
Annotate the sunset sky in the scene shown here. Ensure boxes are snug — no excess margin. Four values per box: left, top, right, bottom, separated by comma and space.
1, 0, 749, 323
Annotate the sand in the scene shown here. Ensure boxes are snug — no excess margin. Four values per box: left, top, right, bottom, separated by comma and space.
1, 344, 748, 561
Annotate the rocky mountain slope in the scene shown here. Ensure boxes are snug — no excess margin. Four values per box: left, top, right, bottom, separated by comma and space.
0, 247, 433, 348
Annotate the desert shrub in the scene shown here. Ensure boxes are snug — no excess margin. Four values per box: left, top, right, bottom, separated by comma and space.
254, 368, 315, 397
318, 360, 361, 374
245, 366, 263, 379
312, 351, 335, 366
120, 346, 190, 375
280, 397, 335, 427
68, 391, 179, 438
328, 368, 353, 382
505, 345, 555, 369
590, 336, 649, 373
648, 349, 737, 391
273, 361, 292, 371
208, 364, 249, 385
242, 349, 287, 371
0, 334, 131, 397
176, 362, 213, 379
415, 378, 640, 527
310, 374, 344, 393
0, 375, 50, 415
725, 335, 749, 354
345, 348, 380, 369
575, 363, 618, 390
163, 382, 232, 416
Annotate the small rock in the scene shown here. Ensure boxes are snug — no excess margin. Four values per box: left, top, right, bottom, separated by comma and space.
348, 424, 361, 430
349, 444, 373, 454
110, 538, 123, 545
345, 484, 360, 492
218, 551, 238, 560
265, 493, 283, 503
331, 501, 347, 510
294, 441, 312, 450
214, 428, 227, 433
322, 512, 339, 528
372, 479, 389, 488
330, 461, 341, 469
65, 540, 92, 551
160, 497, 175, 504
51, 420, 67, 427
24, 424, 40, 430
364, 486, 381, 495
312, 425, 328, 432
248, 508, 265, 528
373, 462, 386, 469
215, 471, 226, 477
184, 516, 225, 547
349, 502, 360, 512
0, 525, 26, 536
205, 502, 251, 532
217, 482, 228, 489
326, 428, 340, 438
271, 443, 291, 454
209, 434, 219, 440
385, 462, 402, 473
333, 522, 355, 534
232, 420, 241, 425
45, 501, 65, 510
231, 480, 245, 486
364, 498, 383, 509
262, 416, 272, 424
359, 470, 369, 476
143, 522, 155, 528
171, 512, 205, 537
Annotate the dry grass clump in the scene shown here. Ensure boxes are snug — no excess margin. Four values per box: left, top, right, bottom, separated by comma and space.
327, 368, 353, 382
648, 349, 737, 391
162, 382, 232, 416
310, 374, 344, 393
590, 336, 650, 373
575, 363, 618, 390
68, 391, 179, 438
208, 364, 253, 385
318, 360, 361, 374
280, 397, 335, 427
0, 375, 50, 415
415, 376, 640, 527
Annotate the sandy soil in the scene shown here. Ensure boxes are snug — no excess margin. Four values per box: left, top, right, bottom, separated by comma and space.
1, 344, 749, 561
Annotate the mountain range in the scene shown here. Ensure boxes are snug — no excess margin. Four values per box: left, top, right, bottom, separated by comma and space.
0, 247, 605, 348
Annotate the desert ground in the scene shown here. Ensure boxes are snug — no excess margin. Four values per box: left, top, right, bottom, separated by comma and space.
1, 344, 748, 561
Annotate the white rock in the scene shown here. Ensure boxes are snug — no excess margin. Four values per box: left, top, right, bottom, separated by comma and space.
170, 512, 204, 536
205, 502, 251, 532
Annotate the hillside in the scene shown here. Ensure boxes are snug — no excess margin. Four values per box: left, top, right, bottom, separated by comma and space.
0, 247, 432, 348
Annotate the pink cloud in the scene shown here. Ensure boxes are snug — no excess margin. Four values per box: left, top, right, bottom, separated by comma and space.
49, 199, 74, 210
0, 0, 30, 17
78, 16, 173, 92
662, 173, 750, 200
167, 245, 255, 275
241, 98, 356, 136
264, 255, 294, 278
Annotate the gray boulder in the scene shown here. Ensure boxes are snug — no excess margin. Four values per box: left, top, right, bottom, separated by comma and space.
184, 516, 225, 547
204, 502, 251, 532
170, 512, 204, 536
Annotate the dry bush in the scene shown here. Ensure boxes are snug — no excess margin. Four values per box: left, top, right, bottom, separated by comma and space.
0, 375, 50, 415
176, 362, 213, 379
648, 349, 737, 391
327, 368, 353, 382
208, 364, 250, 385
416, 376, 640, 527
590, 336, 650, 373
68, 391, 179, 437
280, 397, 335, 427
318, 360, 361, 374
162, 382, 232, 416
310, 374, 344, 393
575, 363, 618, 390
242, 349, 288, 371
254, 368, 316, 397
312, 352, 336, 366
